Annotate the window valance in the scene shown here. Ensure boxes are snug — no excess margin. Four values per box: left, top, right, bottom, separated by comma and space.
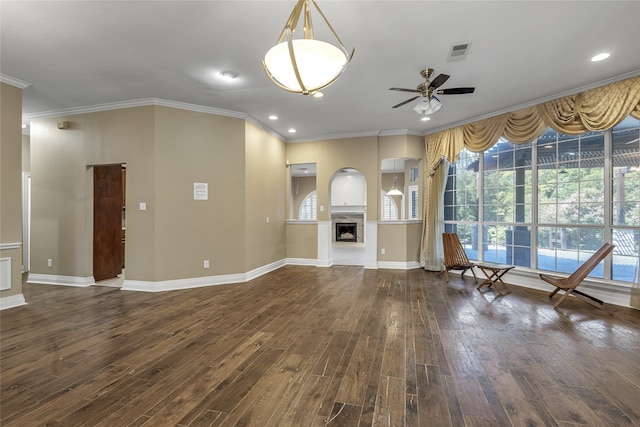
426, 76, 640, 174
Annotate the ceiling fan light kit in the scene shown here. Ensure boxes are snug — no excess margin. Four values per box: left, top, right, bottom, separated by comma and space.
390, 68, 475, 115
262, 0, 355, 95
413, 96, 442, 115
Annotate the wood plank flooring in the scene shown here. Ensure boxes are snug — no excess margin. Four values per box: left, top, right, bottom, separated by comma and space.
1, 266, 639, 426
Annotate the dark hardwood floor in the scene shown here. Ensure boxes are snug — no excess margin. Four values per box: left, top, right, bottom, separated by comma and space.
1, 266, 639, 426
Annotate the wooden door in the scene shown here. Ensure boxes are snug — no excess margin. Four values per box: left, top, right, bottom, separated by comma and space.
93, 164, 123, 281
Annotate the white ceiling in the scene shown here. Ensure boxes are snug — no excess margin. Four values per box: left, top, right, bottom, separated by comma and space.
2, 1, 640, 142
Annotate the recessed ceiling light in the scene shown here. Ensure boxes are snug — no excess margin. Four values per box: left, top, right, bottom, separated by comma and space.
312, 92, 323, 98
220, 71, 238, 80
421, 116, 430, 121
591, 52, 610, 62
288, 128, 296, 133
269, 115, 278, 120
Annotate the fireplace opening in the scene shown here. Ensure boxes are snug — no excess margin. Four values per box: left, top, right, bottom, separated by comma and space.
336, 222, 357, 242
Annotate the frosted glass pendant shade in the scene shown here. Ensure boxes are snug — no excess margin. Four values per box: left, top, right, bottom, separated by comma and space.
413, 97, 443, 115
264, 39, 348, 93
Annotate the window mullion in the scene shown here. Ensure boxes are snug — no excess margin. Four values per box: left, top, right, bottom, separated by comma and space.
478, 151, 484, 261
531, 137, 539, 270
603, 129, 613, 279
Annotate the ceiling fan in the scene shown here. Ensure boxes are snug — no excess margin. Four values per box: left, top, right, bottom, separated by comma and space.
390, 68, 475, 111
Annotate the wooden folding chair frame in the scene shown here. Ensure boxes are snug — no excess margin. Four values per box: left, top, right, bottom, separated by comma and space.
539, 243, 615, 310
438, 233, 477, 282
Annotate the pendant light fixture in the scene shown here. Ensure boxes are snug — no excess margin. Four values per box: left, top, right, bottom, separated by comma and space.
387, 158, 403, 196
262, 0, 355, 95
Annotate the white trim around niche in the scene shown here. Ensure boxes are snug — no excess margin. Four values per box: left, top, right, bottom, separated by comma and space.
317, 221, 333, 267
365, 221, 378, 269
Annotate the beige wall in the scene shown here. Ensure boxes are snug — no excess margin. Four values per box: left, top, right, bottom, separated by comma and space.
286, 222, 318, 259
377, 221, 422, 263
285, 133, 425, 265
27, 101, 424, 288
244, 121, 286, 271
29, 105, 287, 284
378, 134, 424, 160
30, 106, 156, 280
153, 107, 247, 280
287, 136, 380, 221
0, 82, 23, 298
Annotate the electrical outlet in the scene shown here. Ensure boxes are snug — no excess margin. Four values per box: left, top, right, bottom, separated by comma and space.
266, 216, 269, 224
381, 248, 385, 255
47, 258, 53, 267
203, 260, 210, 269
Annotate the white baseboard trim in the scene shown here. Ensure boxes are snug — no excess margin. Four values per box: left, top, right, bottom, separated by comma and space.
122, 273, 246, 292
246, 260, 286, 282
377, 261, 421, 270
27, 273, 95, 287
316, 258, 333, 267
122, 260, 286, 293
0, 293, 26, 310
285, 258, 318, 266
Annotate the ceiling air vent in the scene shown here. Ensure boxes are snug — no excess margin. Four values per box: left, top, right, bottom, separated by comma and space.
447, 42, 471, 62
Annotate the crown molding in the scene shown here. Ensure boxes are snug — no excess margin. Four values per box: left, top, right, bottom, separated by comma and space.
22, 97, 249, 121
151, 98, 247, 119
378, 129, 423, 137
287, 130, 382, 144
23, 98, 156, 119
21, 97, 287, 142
0, 74, 31, 89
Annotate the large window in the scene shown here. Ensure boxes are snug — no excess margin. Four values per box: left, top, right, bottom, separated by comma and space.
444, 116, 640, 284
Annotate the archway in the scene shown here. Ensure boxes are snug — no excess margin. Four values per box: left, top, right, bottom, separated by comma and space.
329, 168, 367, 266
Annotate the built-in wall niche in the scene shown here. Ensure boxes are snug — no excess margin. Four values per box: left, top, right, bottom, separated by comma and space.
330, 168, 367, 243
331, 168, 366, 211
290, 163, 317, 220
381, 158, 420, 220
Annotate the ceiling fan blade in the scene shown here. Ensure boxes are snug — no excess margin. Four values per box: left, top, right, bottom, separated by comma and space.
436, 87, 475, 95
392, 96, 420, 108
429, 74, 450, 89
390, 87, 420, 93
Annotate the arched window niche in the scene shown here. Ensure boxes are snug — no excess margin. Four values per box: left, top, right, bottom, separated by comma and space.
380, 157, 421, 221
290, 163, 317, 220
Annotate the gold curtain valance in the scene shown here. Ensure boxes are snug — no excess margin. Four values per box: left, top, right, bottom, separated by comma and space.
426, 75, 640, 174
538, 76, 640, 134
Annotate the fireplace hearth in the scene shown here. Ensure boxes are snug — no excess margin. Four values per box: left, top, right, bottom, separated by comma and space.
336, 222, 357, 242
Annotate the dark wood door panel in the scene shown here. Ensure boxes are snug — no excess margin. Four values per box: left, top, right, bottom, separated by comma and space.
93, 164, 123, 282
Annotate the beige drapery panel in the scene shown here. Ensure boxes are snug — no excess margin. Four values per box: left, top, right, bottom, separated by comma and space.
420, 76, 640, 308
